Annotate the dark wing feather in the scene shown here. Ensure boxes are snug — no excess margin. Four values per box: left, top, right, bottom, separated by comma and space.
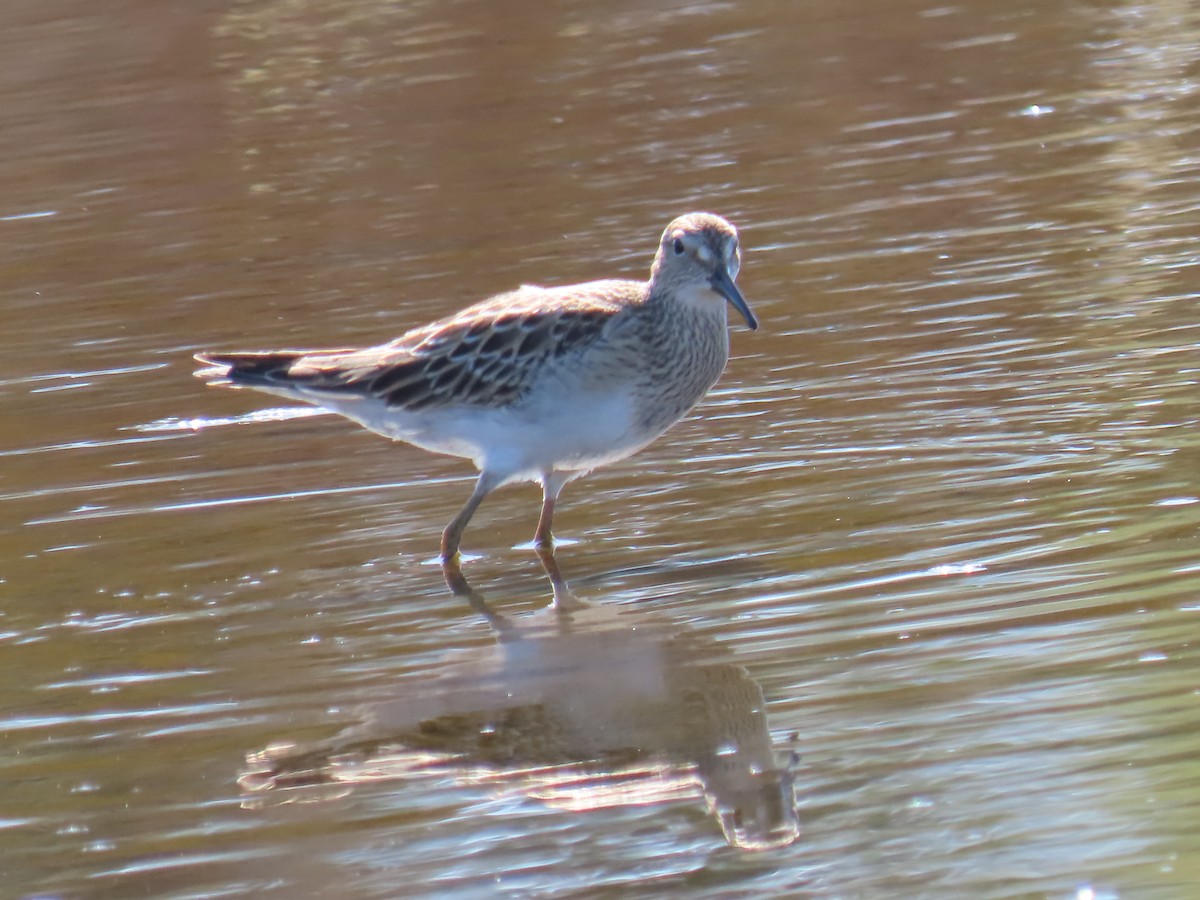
194, 282, 638, 411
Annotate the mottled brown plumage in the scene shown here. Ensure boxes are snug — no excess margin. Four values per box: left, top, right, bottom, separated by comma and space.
195, 213, 757, 560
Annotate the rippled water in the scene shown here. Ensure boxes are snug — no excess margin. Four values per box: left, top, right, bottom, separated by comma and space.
3, 0, 1199, 897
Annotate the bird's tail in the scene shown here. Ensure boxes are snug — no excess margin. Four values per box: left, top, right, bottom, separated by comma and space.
193, 351, 312, 389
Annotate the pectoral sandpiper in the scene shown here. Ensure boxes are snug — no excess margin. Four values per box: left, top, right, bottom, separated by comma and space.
194, 212, 757, 560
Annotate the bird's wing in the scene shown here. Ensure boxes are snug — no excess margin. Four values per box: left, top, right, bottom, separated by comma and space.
195, 282, 638, 411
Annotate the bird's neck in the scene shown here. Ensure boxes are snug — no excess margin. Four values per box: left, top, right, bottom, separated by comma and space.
626, 286, 731, 433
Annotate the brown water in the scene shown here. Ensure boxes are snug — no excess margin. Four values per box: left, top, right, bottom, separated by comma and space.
3, 0, 1199, 897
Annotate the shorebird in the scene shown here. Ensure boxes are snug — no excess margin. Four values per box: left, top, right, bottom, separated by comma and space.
194, 212, 757, 560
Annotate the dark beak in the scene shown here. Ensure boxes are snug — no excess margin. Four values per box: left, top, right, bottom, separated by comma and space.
710, 266, 759, 331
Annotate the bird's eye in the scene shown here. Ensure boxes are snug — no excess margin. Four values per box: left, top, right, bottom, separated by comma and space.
672, 238, 685, 255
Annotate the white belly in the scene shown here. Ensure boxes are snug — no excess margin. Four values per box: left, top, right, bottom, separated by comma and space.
341, 384, 644, 485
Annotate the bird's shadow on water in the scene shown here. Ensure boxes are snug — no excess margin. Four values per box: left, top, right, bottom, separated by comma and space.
239, 548, 800, 851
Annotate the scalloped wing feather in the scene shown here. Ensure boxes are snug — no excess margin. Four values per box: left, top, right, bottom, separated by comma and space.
229, 281, 641, 411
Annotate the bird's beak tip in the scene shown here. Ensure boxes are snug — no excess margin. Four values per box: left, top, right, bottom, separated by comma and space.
710, 266, 759, 332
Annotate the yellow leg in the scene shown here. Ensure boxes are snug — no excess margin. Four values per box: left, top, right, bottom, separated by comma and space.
533, 471, 570, 548
441, 473, 499, 561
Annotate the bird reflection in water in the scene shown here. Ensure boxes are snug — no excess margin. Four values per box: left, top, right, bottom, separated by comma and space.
240, 548, 799, 851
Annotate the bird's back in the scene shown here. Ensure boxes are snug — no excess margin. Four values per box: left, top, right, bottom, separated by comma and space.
195, 279, 647, 412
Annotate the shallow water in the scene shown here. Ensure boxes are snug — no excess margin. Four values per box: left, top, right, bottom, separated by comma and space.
3, 0, 1199, 897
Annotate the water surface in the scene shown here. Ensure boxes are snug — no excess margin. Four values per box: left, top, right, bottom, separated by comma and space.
3, 0, 1199, 897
